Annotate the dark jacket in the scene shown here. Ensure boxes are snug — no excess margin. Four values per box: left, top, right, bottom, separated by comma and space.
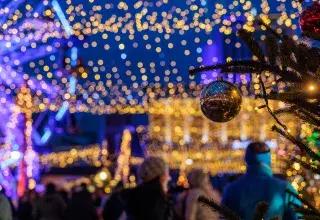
121, 178, 173, 220
18, 200, 33, 220
33, 193, 66, 220
67, 189, 98, 220
0, 193, 12, 220
102, 192, 124, 220
222, 148, 301, 220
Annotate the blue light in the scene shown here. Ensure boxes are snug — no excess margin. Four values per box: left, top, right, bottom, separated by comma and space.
251, 7, 257, 16
13, 144, 19, 151
201, 0, 207, 6
93, 93, 99, 99
69, 76, 76, 94
0, 151, 22, 169
55, 102, 69, 121
50, 55, 56, 61
196, 47, 202, 53
71, 47, 78, 67
52, 0, 73, 36
1, 157, 21, 169
41, 129, 52, 144
121, 53, 127, 59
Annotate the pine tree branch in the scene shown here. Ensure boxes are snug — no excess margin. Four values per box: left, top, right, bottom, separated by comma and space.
299, 215, 320, 220
272, 125, 320, 162
268, 217, 280, 220
302, 31, 320, 43
295, 207, 320, 217
274, 106, 320, 127
294, 109, 320, 127
237, 29, 265, 63
280, 39, 300, 74
198, 196, 242, 220
286, 188, 319, 212
254, 202, 269, 220
255, 19, 284, 40
264, 36, 279, 66
295, 43, 320, 74
273, 106, 299, 116
259, 75, 288, 130
291, 157, 320, 175
264, 92, 320, 116
189, 60, 263, 76
189, 61, 302, 82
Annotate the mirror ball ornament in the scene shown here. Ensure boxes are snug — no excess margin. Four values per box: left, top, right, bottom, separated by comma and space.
299, 2, 320, 35
200, 79, 242, 123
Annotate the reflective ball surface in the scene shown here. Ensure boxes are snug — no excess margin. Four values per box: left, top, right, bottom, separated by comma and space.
200, 80, 242, 123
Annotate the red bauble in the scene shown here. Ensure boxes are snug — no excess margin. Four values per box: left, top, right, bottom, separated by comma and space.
300, 2, 320, 35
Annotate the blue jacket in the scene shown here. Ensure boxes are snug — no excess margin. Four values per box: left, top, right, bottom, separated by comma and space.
222, 148, 301, 220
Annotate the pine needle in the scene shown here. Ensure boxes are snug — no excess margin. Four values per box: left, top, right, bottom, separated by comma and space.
272, 125, 320, 162
264, 36, 279, 66
198, 196, 241, 220
285, 189, 318, 212
269, 217, 280, 220
237, 29, 265, 63
295, 207, 320, 217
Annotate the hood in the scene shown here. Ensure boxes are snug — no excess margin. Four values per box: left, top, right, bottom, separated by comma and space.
245, 146, 271, 168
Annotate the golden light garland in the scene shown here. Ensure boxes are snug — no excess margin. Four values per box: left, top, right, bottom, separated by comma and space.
40, 144, 108, 168
110, 129, 134, 189
148, 97, 298, 146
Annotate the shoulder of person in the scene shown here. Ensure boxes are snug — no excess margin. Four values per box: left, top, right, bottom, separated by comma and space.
268, 177, 291, 190
0, 194, 10, 206
223, 178, 242, 194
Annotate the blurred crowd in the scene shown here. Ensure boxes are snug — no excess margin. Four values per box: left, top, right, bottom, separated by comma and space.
0, 142, 302, 220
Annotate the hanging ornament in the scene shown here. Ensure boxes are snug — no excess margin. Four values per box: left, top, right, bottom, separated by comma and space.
299, 2, 320, 35
200, 78, 242, 123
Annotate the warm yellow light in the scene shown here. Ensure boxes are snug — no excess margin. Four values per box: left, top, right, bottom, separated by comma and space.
99, 171, 108, 181
185, 158, 193, 165
309, 85, 316, 92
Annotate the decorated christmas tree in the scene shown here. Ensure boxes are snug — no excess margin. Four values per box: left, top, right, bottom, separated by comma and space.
192, 1, 320, 218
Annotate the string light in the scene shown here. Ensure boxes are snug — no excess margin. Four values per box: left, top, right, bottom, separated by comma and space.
0, 1, 303, 115
0, 0, 311, 203
40, 144, 105, 168
111, 129, 132, 188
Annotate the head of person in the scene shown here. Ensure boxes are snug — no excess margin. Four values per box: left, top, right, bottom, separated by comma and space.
245, 142, 271, 168
188, 169, 210, 189
24, 189, 37, 202
138, 156, 171, 193
46, 183, 56, 195
80, 183, 88, 191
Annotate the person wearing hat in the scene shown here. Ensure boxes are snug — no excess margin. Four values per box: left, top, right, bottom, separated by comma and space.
222, 142, 301, 219
121, 156, 173, 220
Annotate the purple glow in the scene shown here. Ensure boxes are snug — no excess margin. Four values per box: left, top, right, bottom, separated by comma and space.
201, 29, 224, 84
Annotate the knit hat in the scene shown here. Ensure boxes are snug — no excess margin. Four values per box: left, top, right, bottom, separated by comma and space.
139, 157, 167, 183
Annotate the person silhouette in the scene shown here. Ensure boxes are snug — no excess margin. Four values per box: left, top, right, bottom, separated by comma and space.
222, 142, 301, 220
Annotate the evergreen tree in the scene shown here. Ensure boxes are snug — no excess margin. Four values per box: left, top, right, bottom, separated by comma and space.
193, 19, 320, 219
